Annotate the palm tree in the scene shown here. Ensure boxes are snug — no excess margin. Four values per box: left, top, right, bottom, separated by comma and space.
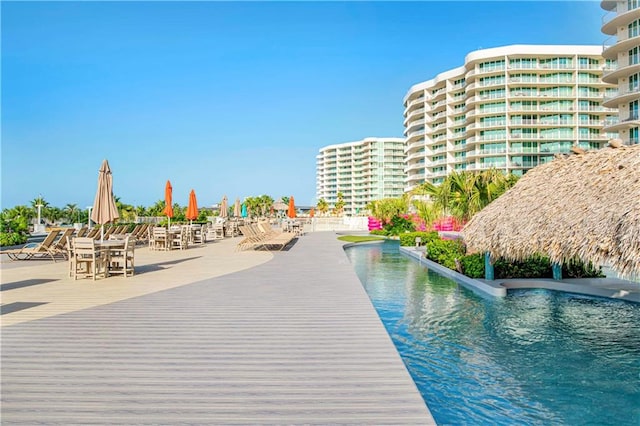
333, 192, 346, 216
30, 195, 49, 224
148, 199, 166, 217
64, 203, 80, 223
135, 205, 148, 218
411, 169, 519, 223
367, 197, 408, 223
244, 196, 261, 219
316, 198, 329, 215
114, 195, 136, 222
258, 194, 274, 216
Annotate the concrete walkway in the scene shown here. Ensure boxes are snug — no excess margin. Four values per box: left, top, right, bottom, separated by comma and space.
1, 233, 435, 425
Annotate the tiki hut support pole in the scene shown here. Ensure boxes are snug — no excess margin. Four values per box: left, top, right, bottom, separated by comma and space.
484, 252, 494, 281
552, 263, 563, 281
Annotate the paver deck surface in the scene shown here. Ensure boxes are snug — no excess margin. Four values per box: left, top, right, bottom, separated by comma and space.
1, 232, 435, 425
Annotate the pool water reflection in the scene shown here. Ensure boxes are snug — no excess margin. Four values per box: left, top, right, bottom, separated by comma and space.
345, 241, 640, 425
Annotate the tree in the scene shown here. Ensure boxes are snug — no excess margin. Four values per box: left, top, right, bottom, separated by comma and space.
148, 200, 166, 217
135, 205, 148, 217
316, 198, 329, 215
64, 203, 80, 223
244, 196, 261, 219
30, 195, 49, 224
367, 197, 408, 223
410, 169, 519, 223
258, 194, 274, 216
114, 195, 136, 222
333, 192, 345, 216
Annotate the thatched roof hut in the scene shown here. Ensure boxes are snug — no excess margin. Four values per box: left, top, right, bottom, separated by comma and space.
462, 144, 640, 278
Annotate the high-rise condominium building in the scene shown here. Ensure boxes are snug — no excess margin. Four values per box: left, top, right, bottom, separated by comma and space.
601, 0, 640, 144
316, 137, 405, 216
403, 45, 618, 192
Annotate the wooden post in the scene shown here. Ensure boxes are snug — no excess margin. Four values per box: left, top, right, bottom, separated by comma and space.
484, 252, 494, 280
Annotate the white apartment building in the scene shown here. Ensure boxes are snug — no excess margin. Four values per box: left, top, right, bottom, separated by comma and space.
403, 45, 618, 192
316, 137, 405, 216
601, 0, 640, 143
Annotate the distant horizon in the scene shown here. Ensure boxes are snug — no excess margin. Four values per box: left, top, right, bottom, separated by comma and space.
2, 1, 607, 210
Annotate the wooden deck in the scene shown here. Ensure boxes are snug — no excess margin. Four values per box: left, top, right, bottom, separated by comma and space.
1, 232, 435, 424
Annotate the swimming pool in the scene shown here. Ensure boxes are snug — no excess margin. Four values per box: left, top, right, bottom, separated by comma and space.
345, 241, 640, 425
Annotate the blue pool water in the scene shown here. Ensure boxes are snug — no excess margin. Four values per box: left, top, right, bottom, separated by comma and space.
345, 241, 640, 426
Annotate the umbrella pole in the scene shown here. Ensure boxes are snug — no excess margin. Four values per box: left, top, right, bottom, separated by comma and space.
100, 226, 104, 242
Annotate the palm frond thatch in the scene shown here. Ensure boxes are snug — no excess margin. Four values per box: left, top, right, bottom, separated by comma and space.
462, 145, 640, 278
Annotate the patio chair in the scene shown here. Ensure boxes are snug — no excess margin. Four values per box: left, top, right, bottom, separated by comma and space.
69, 237, 108, 280
151, 227, 169, 251
108, 236, 135, 278
170, 226, 189, 250
0, 229, 62, 262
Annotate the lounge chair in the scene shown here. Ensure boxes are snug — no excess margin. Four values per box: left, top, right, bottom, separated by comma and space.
0, 229, 63, 262
86, 227, 101, 239
237, 224, 296, 251
49, 228, 76, 260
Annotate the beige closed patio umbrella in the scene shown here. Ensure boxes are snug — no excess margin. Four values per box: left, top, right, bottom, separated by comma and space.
219, 195, 229, 219
233, 198, 241, 218
91, 159, 120, 241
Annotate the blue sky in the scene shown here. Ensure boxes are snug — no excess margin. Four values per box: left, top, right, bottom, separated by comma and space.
2, 1, 605, 210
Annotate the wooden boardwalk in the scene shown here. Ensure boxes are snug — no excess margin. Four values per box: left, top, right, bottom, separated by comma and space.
1, 232, 434, 424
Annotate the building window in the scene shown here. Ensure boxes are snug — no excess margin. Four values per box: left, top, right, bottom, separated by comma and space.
509, 58, 536, 69
630, 127, 639, 144
479, 60, 505, 72
628, 20, 640, 39
629, 74, 639, 92
629, 100, 639, 120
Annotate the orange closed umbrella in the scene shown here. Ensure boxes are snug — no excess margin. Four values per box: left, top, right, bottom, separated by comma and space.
164, 180, 174, 226
287, 196, 296, 219
309, 208, 315, 218
186, 189, 198, 222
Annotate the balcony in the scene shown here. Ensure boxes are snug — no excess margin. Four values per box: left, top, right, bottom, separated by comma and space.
602, 4, 640, 35
406, 151, 426, 162
602, 84, 640, 107
603, 113, 640, 132
407, 128, 426, 140
603, 32, 640, 60
404, 107, 426, 125
405, 139, 425, 152
602, 60, 640, 84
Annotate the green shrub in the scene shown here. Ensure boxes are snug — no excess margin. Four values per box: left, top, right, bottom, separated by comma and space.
425, 238, 466, 270
369, 229, 387, 236
494, 255, 552, 279
0, 232, 28, 247
460, 253, 485, 278
562, 258, 605, 278
0, 209, 29, 247
412, 237, 605, 281
399, 231, 440, 247
382, 215, 415, 236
